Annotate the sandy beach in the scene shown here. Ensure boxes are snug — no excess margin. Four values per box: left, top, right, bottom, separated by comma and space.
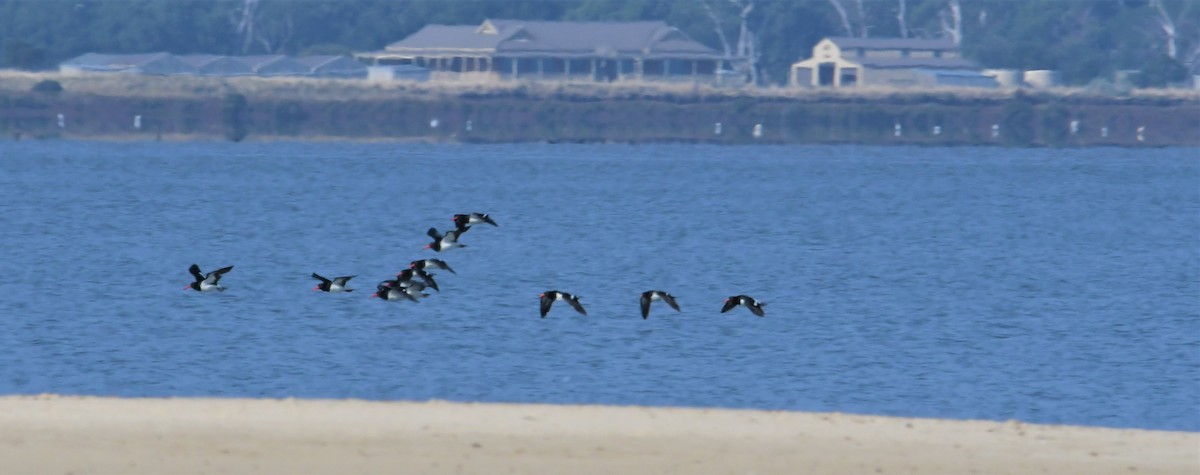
0, 396, 1195, 474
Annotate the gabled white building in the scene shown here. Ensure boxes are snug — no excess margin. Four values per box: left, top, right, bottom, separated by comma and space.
790, 37, 995, 89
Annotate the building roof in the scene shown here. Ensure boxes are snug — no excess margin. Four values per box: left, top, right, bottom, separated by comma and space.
233, 55, 310, 75
61, 52, 170, 67
376, 19, 722, 59
296, 55, 367, 77
60, 52, 197, 74
235, 55, 291, 69
386, 25, 505, 53
176, 54, 225, 68
177, 54, 255, 75
296, 55, 345, 69
853, 57, 980, 69
828, 37, 958, 52
60, 52, 367, 77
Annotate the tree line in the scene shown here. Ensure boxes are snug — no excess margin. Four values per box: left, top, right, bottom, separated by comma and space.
1, 0, 1194, 87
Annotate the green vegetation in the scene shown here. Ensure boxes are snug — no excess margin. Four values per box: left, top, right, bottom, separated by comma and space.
0, 0, 1196, 87
30, 79, 62, 95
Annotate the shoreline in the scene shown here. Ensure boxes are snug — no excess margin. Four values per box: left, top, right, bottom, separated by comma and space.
4, 132, 1199, 148
2, 72, 1198, 147
1, 395, 1195, 474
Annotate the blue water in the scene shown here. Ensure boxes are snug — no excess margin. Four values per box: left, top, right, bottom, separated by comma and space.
0, 141, 1197, 431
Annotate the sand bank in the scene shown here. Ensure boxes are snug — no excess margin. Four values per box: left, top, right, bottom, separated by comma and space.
0, 395, 1194, 474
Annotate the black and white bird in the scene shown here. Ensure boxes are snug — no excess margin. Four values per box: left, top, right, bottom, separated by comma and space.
453, 212, 498, 230
394, 278, 431, 300
312, 273, 355, 293
539, 290, 587, 318
371, 280, 418, 302
395, 269, 439, 292
720, 295, 766, 317
424, 226, 467, 252
184, 264, 233, 292
639, 290, 681, 319
410, 258, 456, 274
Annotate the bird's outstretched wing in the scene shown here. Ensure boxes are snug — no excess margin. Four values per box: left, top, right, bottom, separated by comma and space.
206, 266, 233, 284
567, 297, 587, 316
189, 264, 205, 283
720, 298, 738, 313
662, 293, 681, 312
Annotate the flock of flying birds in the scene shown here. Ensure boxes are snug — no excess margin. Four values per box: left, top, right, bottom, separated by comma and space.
185, 212, 767, 318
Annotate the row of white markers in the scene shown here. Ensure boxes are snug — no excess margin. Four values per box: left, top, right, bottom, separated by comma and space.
48, 113, 1150, 142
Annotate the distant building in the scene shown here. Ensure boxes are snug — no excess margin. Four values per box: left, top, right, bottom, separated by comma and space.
58, 53, 367, 79
235, 55, 311, 77
59, 52, 197, 75
1022, 70, 1061, 89
789, 37, 995, 89
367, 64, 431, 82
296, 55, 368, 78
178, 54, 254, 76
356, 19, 742, 84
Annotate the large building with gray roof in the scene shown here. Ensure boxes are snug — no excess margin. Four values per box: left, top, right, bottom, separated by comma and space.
356, 19, 743, 84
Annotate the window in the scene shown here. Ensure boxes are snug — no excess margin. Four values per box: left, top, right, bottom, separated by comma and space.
840, 67, 858, 86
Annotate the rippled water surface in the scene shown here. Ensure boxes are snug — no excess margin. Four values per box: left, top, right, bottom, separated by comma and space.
1, 141, 1196, 431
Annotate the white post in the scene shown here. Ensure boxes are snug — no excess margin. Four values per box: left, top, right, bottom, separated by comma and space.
714, 122, 722, 135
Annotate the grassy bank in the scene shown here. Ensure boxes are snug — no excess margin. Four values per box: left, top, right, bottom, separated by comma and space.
1, 71, 1197, 146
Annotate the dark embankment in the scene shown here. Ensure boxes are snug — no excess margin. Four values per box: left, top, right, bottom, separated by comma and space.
1, 73, 1197, 146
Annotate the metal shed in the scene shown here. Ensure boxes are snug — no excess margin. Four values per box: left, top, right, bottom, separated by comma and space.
177, 55, 254, 76
296, 55, 368, 78
234, 55, 311, 77
59, 52, 197, 75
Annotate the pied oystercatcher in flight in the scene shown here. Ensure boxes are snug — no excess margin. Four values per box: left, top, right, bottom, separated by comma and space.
540, 290, 588, 318
639, 290, 681, 319
312, 273, 355, 293
720, 295, 766, 317
185, 264, 233, 292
